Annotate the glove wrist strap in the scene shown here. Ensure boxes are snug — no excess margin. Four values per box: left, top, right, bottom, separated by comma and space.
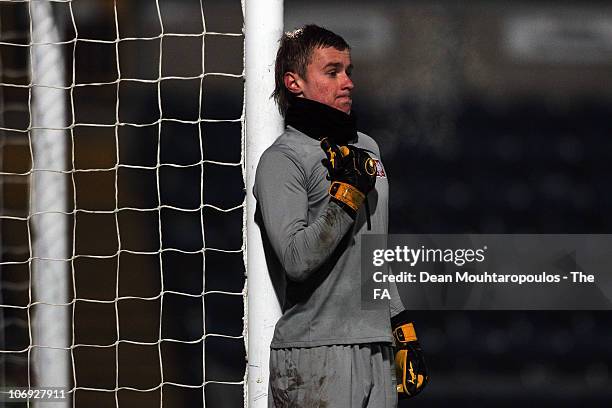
394, 322, 418, 344
329, 181, 365, 214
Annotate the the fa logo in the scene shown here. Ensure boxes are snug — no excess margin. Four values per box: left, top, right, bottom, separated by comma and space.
373, 288, 390, 299
373, 160, 386, 178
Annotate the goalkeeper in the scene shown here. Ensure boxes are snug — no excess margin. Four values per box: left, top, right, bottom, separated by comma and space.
254, 24, 428, 407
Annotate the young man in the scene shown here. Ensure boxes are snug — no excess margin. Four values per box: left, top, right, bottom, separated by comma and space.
254, 25, 428, 407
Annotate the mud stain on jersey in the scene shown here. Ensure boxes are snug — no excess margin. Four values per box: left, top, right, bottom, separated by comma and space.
319, 205, 344, 248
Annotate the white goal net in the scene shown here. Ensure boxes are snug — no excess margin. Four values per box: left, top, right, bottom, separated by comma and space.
0, 0, 276, 406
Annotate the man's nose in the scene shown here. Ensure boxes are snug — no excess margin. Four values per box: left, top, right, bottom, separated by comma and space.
342, 73, 354, 90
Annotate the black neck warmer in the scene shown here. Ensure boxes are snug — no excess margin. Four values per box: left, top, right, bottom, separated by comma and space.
285, 97, 358, 145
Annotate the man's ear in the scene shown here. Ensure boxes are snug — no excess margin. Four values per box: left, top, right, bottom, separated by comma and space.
283, 72, 303, 95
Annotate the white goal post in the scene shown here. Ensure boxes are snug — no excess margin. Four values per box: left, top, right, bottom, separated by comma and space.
29, 2, 71, 408
244, 0, 284, 406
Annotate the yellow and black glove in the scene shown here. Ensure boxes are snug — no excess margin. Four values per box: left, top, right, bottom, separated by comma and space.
320, 137, 376, 219
391, 311, 429, 398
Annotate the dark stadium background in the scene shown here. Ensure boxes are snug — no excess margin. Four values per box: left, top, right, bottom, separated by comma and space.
1, 0, 611, 407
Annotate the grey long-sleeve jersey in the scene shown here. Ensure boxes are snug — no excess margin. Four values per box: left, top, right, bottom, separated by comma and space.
254, 126, 404, 349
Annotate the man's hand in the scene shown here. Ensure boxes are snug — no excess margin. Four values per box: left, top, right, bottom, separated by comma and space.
320, 138, 376, 219
391, 311, 429, 398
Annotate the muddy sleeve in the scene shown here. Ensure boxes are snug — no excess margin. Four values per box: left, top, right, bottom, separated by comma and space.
254, 146, 354, 282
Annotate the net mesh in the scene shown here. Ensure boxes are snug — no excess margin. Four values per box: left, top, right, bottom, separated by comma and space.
0, 1, 247, 406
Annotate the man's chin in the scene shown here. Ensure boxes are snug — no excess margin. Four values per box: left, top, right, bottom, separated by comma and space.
335, 103, 352, 114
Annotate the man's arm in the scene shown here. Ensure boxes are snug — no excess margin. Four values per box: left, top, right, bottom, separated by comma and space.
255, 146, 354, 282
389, 278, 405, 318
389, 266, 429, 398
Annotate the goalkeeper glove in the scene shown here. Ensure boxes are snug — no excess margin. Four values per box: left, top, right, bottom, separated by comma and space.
320, 138, 376, 220
391, 311, 429, 398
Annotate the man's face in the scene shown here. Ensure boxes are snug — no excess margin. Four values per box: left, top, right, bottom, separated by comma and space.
286, 46, 354, 114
